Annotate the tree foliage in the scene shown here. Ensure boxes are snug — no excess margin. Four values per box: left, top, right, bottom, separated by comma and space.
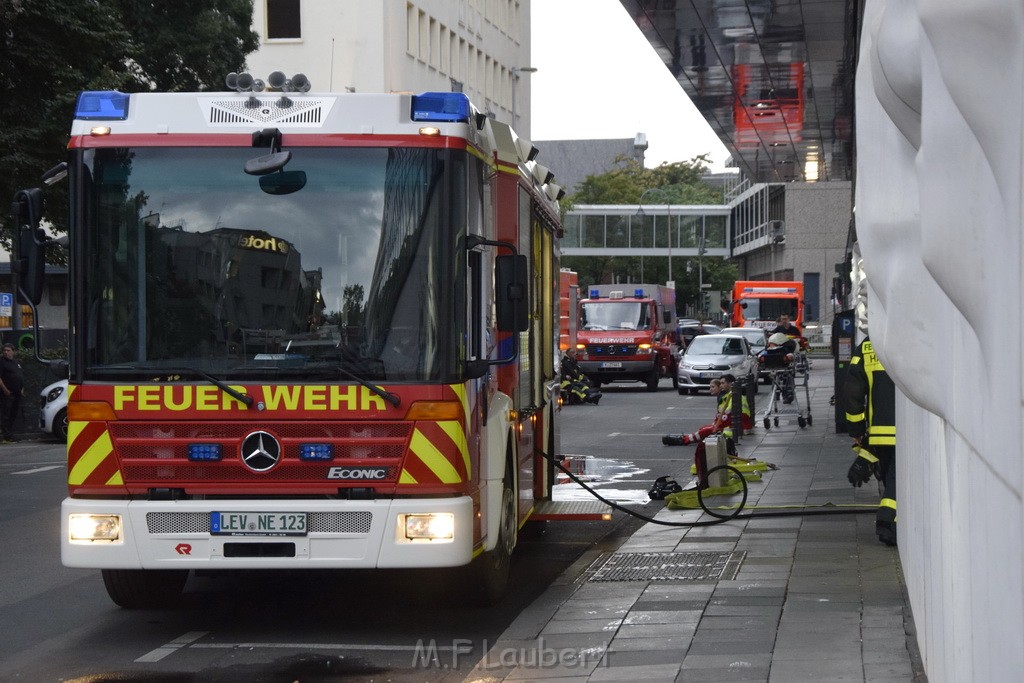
0, 0, 259, 240
561, 155, 738, 320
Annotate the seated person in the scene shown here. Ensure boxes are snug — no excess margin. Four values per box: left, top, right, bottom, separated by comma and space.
758, 332, 797, 365
560, 348, 601, 405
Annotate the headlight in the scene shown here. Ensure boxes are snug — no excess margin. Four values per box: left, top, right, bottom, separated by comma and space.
68, 514, 122, 542
46, 386, 65, 403
400, 513, 455, 542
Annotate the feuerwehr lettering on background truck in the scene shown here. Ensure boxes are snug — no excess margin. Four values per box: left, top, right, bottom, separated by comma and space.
575, 284, 678, 391
9, 76, 612, 609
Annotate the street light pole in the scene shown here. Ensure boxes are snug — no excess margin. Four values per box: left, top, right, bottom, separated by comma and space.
510, 66, 537, 130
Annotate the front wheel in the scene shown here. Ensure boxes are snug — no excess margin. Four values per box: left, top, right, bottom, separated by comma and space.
101, 569, 189, 609
645, 368, 660, 391
470, 464, 515, 605
55, 408, 69, 442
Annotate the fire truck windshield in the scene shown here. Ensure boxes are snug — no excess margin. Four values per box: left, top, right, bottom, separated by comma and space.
73, 146, 468, 383
580, 301, 651, 331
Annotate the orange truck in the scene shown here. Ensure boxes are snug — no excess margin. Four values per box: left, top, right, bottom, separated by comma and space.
575, 284, 678, 391
730, 281, 805, 330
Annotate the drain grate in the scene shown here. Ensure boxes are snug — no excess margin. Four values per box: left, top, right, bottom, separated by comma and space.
587, 551, 745, 582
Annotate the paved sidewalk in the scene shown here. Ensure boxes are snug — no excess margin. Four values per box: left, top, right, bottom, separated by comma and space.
466, 366, 925, 682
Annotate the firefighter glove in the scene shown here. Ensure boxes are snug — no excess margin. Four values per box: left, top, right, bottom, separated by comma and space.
847, 445, 879, 487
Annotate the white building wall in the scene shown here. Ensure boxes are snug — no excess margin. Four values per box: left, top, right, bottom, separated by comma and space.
245, 1, 533, 135
856, 0, 1023, 680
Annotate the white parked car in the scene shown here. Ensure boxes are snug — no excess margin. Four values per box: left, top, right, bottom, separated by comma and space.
676, 334, 756, 395
39, 379, 69, 442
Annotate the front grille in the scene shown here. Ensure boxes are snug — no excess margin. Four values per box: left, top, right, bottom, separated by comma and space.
110, 422, 411, 486
586, 345, 637, 356
146, 511, 373, 534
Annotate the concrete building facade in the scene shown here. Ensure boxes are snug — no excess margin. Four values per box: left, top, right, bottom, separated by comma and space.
245, 0, 534, 135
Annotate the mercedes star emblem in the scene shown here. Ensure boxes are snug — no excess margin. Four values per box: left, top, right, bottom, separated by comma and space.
240, 431, 281, 472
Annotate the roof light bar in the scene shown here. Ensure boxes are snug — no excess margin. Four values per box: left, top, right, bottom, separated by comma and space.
75, 91, 129, 121
411, 92, 471, 123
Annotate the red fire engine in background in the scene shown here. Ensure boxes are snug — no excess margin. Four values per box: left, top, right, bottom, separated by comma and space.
10, 76, 609, 608
575, 284, 678, 391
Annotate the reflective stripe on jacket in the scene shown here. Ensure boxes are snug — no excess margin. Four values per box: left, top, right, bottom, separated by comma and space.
842, 338, 896, 445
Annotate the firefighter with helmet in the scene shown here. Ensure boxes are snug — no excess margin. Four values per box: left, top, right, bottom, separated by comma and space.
843, 336, 897, 546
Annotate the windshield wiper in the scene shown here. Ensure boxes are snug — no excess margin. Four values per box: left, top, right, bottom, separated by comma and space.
159, 367, 255, 408
334, 364, 400, 407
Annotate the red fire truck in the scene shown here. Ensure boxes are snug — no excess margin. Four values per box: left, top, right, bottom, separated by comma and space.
575, 284, 678, 391
11, 78, 608, 608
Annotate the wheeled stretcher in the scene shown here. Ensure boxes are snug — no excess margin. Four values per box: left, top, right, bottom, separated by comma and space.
757, 349, 811, 429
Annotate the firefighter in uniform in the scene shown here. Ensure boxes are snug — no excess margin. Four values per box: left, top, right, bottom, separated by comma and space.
843, 336, 897, 546
560, 348, 601, 405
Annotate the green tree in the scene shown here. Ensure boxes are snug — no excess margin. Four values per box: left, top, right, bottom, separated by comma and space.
0, 0, 259, 240
561, 155, 738, 320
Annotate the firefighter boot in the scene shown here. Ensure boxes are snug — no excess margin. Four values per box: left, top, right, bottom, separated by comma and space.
662, 435, 685, 446
877, 523, 897, 547
680, 432, 696, 445
586, 390, 602, 405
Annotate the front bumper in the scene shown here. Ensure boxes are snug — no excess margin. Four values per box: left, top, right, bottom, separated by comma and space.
61, 496, 474, 570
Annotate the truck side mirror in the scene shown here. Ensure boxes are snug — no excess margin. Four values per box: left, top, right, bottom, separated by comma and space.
495, 254, 529, 332
11, 188, 46, 305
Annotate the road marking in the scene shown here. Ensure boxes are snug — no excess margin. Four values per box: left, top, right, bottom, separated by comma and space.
136, 631, 209, 662
641, 416, 651, 420
191, 642, 462, 651
608, 432, 620, 437
12, 465, 63, 475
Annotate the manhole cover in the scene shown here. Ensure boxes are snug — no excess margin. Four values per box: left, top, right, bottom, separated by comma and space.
587, 551, 745, 582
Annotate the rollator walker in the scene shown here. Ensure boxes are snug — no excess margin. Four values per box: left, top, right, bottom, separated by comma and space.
757, 337, 812, 429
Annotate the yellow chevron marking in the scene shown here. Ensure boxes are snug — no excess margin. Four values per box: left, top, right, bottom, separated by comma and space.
399, 470, 418, 484
67, 420, 87, 442
438, 419, 471, 477
68, 430, 115, 486
409, 429, 462, 483
106, 470, 124, 486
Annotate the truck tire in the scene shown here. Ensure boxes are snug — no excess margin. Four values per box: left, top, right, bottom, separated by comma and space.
470, 455, 515, 605
101, 569, 189, 609
645, 368, 660, 391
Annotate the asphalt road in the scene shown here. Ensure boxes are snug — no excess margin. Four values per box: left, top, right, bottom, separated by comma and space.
0, 378, 714, 681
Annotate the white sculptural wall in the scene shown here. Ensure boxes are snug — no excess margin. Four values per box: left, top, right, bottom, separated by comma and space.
856, 0, 1023, 680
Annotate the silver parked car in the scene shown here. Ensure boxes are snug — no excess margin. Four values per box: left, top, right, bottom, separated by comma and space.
721, 326, 770, 384
676, 334, 756, 395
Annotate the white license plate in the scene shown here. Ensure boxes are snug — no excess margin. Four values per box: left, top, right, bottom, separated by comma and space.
699, 371, 722, 379
600, 362, 623, 368
211, 511, 308, 536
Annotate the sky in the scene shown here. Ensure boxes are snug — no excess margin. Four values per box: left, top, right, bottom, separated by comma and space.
530, 0, 731, 172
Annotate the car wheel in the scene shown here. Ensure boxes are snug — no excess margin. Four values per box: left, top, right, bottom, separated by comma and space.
55, 408, 69, 442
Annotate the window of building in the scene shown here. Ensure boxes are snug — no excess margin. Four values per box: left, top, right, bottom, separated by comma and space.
266, 0, 301, 40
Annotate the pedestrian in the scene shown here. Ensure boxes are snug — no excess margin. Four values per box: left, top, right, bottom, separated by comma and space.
0, 343, 25, 443
769, 314, 801, 338
842, 336, 897, 546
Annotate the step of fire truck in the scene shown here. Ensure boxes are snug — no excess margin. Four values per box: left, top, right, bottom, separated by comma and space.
530, 500, 613, 521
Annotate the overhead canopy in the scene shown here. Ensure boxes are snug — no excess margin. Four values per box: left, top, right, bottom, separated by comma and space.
622, 0, 856, 183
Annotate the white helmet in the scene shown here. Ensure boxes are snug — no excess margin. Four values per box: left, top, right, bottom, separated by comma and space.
768, 332, 790, 346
